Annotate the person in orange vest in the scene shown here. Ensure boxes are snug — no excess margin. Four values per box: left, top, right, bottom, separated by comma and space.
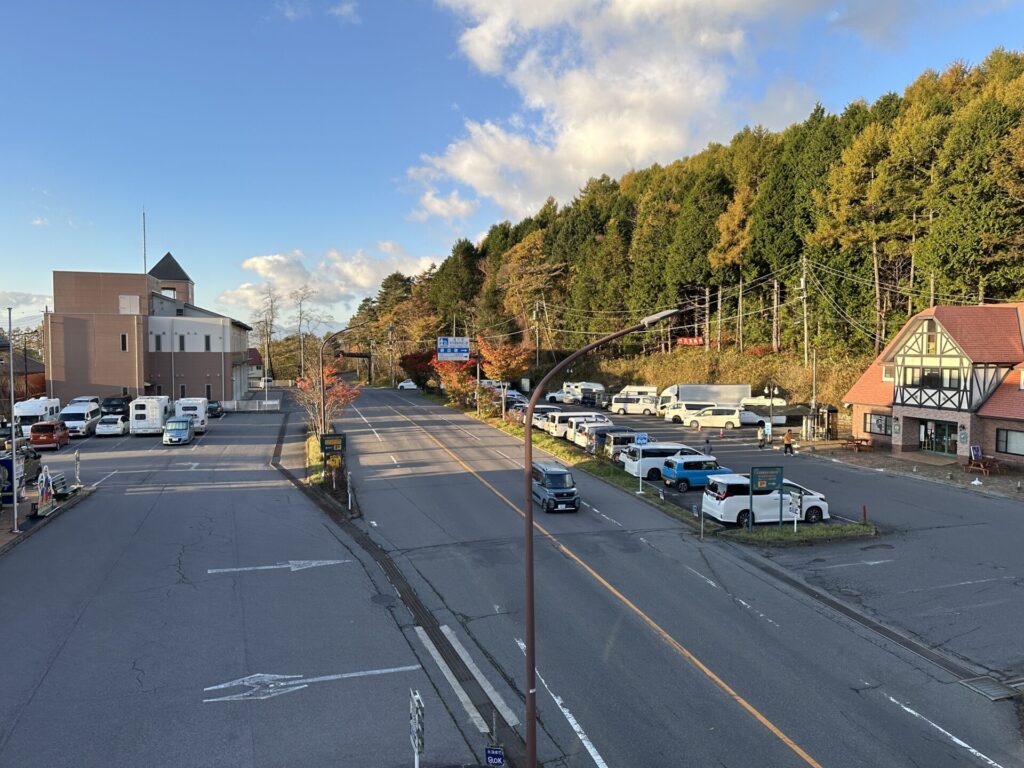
783, 429, 794, 455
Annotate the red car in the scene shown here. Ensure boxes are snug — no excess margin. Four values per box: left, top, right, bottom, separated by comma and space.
30, 420, 70, 450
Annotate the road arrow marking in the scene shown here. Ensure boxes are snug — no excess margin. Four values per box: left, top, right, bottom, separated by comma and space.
173, 462, 199, 470
203, 664, 421, 702
206, 559, 351, 574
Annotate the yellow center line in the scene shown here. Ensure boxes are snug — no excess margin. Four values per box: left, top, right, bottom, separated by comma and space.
385, 403, 823, 768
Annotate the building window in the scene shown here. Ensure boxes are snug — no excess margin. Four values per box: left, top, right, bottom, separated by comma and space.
178, 335, 185, 352
204, 334, 211, 352
180, 384, 186, 399
942, 368, 961, 389
162, 287, 176, 299
176, 308, 184, 316
882, 364, 895, 382
205, 384, 212, 399
996, 429, 1024, 456
156, 385, 162, 396
122, 387, 129, 396
155, 334, 162, 352
924, 319, 937, 354
921, 368, 942, 388
903, 367, 920, 386
864, 413, 893, 436
120, 333, 128, 352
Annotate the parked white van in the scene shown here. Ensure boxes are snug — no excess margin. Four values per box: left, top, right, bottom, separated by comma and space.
14, 397, 61, 437
686, 407, 748, 430
622, 442, 708, 480
662, 401, 717, 423
175, 397, 209, 434
545, 411, 600, 438
130, 396, 171, 435
617, 385, 658, 398
59, 402, 102, 438
565, 414, 611, 444
701, 474, 830, 526
572, 419, 616, 449
609, 394, 658, 415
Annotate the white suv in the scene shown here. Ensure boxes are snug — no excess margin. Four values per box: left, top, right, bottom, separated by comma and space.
622, 442, 708, 481
701, 474, 829, 526
687, 407, 747, 430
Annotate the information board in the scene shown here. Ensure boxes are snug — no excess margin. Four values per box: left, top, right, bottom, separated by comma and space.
437, 336, 471, 361
750, 466, 783, 492
320, 433, 346, 455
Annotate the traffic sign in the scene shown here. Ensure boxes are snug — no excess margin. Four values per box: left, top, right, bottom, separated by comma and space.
485, 746, 506, 765
410, 689, 425, 755
326, 454, 341, 469
750, 466, 783, 491
634, 433, 649, 446
437, 336, 470, 361
320, 433, 346, 454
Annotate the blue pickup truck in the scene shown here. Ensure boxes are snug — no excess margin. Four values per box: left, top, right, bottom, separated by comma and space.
662, 457, 731, 492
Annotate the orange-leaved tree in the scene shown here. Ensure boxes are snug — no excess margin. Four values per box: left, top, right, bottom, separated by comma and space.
295, 365, 362, 435
431, 356, 476, 407
477, 336, 531, 386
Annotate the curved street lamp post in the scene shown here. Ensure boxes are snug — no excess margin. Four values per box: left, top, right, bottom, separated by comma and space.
318, 320, 373, 435
521, 307, 681, 768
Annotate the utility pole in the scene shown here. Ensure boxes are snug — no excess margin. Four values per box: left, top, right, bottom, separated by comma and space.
23, 332, 29, 399
8, 308, 20, 533
772, 279, 780, 354
388, 323, 395, 388
737, 277, 744, 353
929, 273, 936, 308
533, 302, 540, 366
801, 253, 809, 367
716, 285, 723, 350
704, 286, 711, 349
978, 277, 985, 305
142, 208, 148, 274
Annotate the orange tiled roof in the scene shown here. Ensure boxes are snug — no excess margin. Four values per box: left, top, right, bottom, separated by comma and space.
931, 305, 1024, 363
843, 361, 893, 407
978, 369, 1024, 420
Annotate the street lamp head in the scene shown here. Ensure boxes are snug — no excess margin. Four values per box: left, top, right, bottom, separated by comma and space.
641, 308, 682, 327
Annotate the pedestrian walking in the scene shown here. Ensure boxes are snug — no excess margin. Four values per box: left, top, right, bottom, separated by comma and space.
783, 429, 794, 455
757, 425, 765, 450
703, 437, 712, 456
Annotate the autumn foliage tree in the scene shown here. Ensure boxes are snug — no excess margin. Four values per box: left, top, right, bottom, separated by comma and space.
295, 366, 362, 435
477, 336, 531, 384
399, 350, 435, 388
431, 357, 476, 406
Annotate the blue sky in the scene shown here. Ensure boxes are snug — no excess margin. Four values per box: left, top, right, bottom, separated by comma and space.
2, 0, 1023, 329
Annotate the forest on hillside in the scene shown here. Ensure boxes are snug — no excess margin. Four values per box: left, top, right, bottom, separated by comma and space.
272, 50, 1024, 401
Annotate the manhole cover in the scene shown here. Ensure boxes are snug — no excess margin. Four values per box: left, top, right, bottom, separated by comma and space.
959, 676, 1019, 701
371, 594, 398, 607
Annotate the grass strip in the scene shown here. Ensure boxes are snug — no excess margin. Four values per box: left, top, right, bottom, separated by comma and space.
721, 522, 877, 546
306, 433, 324, 484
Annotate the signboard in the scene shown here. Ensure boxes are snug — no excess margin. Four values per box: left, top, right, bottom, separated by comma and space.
410, 689, 424, 755
485, 746, 506, 766
750, 466, 783, 492
326, 454, 342, 469
634, 433, 649, 446
676, 336, 705, 346
320, 433, 346, 455
970, 444, 983, 462
437, 336, 470, 362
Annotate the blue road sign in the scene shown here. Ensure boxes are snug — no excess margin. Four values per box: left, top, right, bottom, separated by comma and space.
634, 433, 649, 446
485, 746, 506, 766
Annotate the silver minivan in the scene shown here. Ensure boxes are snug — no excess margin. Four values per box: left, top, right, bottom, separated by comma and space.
531, 461, 580, 513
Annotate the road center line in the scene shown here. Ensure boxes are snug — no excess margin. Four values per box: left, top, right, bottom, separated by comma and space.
414, 626, 489, 733
441, 625, 520, 726
685, 565, 718, 588
516, 638, 609, 768
884, 693, 1006, 768
818, 559, 894, 569
895, 576, 1016, 594
387, 404, 822, 768
351, 405, 383, 442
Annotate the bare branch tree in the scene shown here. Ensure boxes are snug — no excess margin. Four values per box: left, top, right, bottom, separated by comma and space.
290, 285, 317, 378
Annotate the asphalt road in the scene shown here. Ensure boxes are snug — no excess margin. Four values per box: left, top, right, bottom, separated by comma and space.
337, 388, 1023, 768
0, 397, 476, 767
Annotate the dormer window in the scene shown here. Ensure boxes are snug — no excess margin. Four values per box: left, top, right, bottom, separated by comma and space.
924, 319, 937, 354
882, 364, 895, 382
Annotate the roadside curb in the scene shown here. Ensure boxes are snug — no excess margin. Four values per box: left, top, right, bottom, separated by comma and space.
0, 487, 95, 559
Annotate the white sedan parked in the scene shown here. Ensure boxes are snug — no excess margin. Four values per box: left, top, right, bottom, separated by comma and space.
96, 414, 130, 436
396, 379, 418, 390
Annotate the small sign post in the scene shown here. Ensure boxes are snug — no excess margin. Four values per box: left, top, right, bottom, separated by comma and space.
485, 745, 506, 766
749, 466, 783, 532
320, 434, 346, 489
410, 689, 424, 768
634, 433, 649, 494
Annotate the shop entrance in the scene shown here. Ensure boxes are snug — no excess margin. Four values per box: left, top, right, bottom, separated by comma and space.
920, 420, 958, 455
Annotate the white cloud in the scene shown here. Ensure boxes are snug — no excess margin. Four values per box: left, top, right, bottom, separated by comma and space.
217, 244, 436, 318
0, 291, 53, 325
327, 2, 359, 22
274, 0, 310, 21
413, 0, 860, 219
31, 217, 48, 227
410, 188, 480, 222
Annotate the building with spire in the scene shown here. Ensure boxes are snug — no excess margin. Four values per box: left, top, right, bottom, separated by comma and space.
43, 253, 252, 403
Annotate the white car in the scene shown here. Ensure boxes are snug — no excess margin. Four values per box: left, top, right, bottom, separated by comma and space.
96, 414, 130, 436
396, 379, 418, 390
544, 389, 569, 403
622, 442, 707, 480
686, 407, 747, 430
701, 473, 830, 526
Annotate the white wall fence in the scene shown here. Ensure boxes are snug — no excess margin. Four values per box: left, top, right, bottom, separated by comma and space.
223, 399, 282, 412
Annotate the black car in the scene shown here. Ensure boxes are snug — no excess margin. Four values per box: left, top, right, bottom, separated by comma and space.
101, 395, 133, 415
207, 400, 225, 418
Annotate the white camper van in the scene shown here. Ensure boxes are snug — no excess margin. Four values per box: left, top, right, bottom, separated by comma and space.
14, 397, 61, 437
175, 397, 209, 434
130, 396, 171, 435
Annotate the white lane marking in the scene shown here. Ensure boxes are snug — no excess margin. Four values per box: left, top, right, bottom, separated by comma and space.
92, 470, 118, 487
493, 449, 524, 467
190, 434, 205, 451
818, 559, 894, 569
415, 626, 488, 733
369, 520, 378, 527
895, 576, 1016, 594
390, 454, 399, 466
203, 664, 421, 703
580, 500, 592, 508
207, 560, 350, 574
685, 565, 718, 588
596, 510, 622, 527
173, 462, 200, 471
735, 598, 780, 627
441, 626, 520, 726
516, 638, 609, 768
351, 405, 383, 442
494, 604, 501, 614
884, 693, 1007, 768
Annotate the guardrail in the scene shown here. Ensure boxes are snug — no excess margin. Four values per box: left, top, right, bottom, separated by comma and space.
222, 399, 282, 412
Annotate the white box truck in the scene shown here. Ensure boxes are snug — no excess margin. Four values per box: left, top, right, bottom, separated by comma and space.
175, 397, 209, 434
657, 384, 751, 415
14, 397, 61, 437
130, 396, 171, 435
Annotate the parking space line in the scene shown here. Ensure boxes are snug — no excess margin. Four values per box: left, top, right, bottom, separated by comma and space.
92, 470, 118, 487
414, 626, 489, 733
818, 560, 893, 570
441, 626, 520, 726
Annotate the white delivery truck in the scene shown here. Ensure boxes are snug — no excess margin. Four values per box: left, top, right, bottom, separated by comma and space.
657, 384, 751, 415
130, 396, 171, 435
175, 397, 209, 434
14, 397, 61, 437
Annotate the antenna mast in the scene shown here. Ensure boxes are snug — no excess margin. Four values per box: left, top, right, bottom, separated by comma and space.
143, 208, 148, 273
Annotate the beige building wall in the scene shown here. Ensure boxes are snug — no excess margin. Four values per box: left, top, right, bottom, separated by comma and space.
45, 312, 147, 402
53, 272, 159, 314
851, 404, 893, 446
155, 278, 194, 304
